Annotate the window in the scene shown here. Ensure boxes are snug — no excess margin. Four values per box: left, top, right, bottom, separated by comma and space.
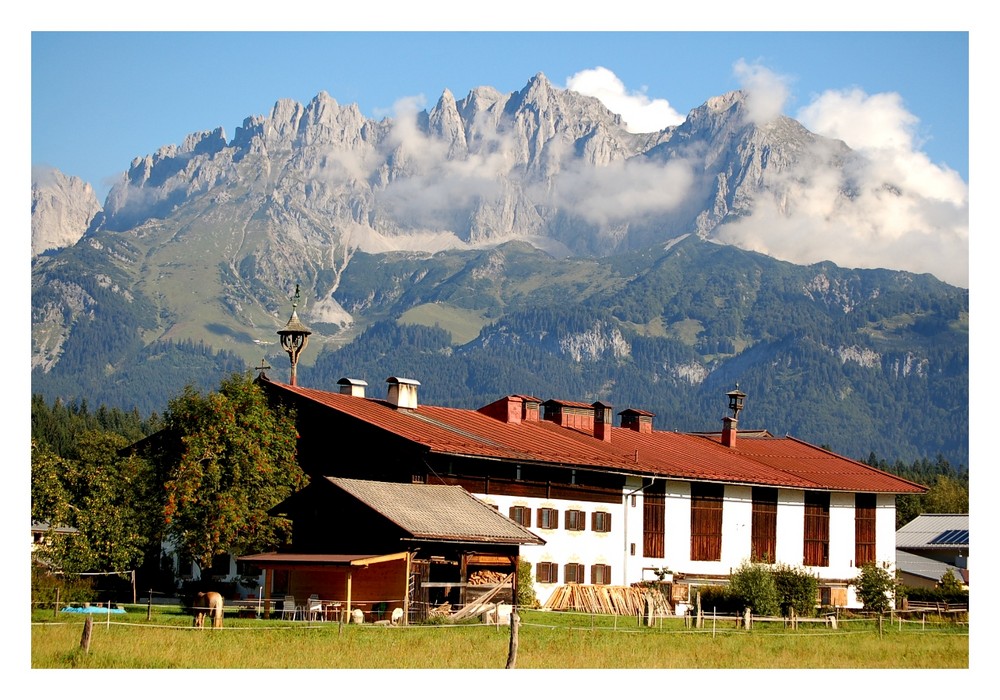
565, 509, 586, 531
564, 563, 585, 584
690, 483, 724, 561
855, 493, 877, 566
804, 492, 830, 567
537, 507, 559, 530
536, 561, 558, 584
592, 511, 612, 533
591, 564, 612, 585
509, 505, 532, 527
751, 487, 778, 564
643, 480, 665, 558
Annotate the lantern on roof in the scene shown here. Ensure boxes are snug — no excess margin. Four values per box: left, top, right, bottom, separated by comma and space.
277, 284, 311, 387
727, 384, 747, 420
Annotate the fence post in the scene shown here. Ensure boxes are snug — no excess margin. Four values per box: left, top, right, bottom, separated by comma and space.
505, 610, 520, 669
878, 614, 883, 639
54, 588, 60, 619
147, 589, 153, 621
80, 615, 93, 653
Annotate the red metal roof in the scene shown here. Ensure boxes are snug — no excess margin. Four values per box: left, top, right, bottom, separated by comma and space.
264, 379, 924, 494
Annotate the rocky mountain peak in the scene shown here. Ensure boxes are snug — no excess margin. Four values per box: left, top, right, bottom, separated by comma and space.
31, 167, 101, 256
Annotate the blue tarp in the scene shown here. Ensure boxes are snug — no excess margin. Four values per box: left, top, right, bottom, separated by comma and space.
61, 605, 126, 614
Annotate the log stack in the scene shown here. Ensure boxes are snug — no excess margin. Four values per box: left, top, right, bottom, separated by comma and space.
468, 569, 509, 585
542, 584, 672, 616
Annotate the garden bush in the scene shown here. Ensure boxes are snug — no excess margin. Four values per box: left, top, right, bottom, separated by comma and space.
772, 564, 819, 616
728, 561, 779, 616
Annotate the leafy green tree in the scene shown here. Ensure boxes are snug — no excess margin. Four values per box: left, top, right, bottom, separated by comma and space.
516, 559, 538, 608
728, 561, 779, 616
922, 474, 969, 514
938, 568, 963, 595
31, 440, 72, 528
31, 432, 158, 578
156, 372, 306, 571
851, 562, 897, 613
772, 564, 819, 616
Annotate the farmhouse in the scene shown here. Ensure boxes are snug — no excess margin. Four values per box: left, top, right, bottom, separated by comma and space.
249, 373, 926, 613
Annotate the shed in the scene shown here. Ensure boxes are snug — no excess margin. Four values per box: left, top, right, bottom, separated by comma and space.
239, 477, 544, 622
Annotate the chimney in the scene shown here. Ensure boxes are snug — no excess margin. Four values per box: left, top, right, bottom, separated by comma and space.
721, 416, 737, 448
337, 377, 368, 398
478, 396, 523, 424
593, 402, 613, 443
386, 376, 420, 410
619, 408, 654, 433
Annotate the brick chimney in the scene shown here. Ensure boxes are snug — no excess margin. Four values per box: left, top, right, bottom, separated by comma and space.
386, 376, 420, 410
619, 408, 654, 433
593, 402, 613, 443
337, 377, 368, 397
721, 416, 738, 448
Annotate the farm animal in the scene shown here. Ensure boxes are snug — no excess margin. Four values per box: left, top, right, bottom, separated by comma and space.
192, 591, 224, 628
351, 608, 364, 624
391, 607, 404, 625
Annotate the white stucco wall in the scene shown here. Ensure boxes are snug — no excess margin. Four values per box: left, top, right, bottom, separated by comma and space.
476, 482, 896, 611
475, 491, 626, 606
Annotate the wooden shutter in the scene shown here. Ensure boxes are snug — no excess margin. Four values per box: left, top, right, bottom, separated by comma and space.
643, 480, 665, 558
590, 564, 611, 585
751, 487, 778, 564
855, 493, 877, 566
803, 492, 830, 566
690, 483, 724, 561
592, 511, 612, 532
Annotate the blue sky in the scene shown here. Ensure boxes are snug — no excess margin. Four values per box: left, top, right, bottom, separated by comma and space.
31, 30, 969, 202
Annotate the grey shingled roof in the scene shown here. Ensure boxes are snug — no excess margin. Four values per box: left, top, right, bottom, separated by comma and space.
896, 514, 969, 550
326, 477, 545, 546
895, 550, 967, 584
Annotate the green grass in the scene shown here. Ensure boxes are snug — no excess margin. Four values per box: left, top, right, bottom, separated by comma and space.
30, 607, 968, 670
397, 302, 492, 345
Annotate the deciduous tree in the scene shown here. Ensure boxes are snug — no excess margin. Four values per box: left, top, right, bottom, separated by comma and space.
157, 372, 306, 571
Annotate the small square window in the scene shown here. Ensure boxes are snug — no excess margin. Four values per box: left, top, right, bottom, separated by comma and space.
536, 561, 558, 584
592, 511, 612, 533
565, 509, 586, 531
591, 563, 612, 585
537, 507, 559, 530
564, 563, 585, 584
509, 505, 532, 527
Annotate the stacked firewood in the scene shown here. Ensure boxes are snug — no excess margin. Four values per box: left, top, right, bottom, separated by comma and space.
468, 569, 509, 585
542, 584, 671, 616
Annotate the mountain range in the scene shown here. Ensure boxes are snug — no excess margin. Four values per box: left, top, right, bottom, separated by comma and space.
30, 73, 969, 467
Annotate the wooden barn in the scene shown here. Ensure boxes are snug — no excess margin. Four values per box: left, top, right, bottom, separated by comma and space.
239, 476, 544, 623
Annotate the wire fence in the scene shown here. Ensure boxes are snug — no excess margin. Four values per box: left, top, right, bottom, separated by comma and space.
31, 598, 969, 640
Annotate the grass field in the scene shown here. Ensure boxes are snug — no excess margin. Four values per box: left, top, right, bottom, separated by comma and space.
30, 606, 969, 671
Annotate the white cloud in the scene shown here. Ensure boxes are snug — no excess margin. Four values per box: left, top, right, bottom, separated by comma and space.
733, 59, 791, 124
565, 67, 684, 133
714, 84, 969, 287
546, 157, 695, 227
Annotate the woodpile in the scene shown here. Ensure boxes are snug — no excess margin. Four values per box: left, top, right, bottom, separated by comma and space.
468, 569, 509, 585
542, 584, 672, 617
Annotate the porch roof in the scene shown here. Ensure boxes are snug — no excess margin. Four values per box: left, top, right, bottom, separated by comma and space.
237, 551, 409, 567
